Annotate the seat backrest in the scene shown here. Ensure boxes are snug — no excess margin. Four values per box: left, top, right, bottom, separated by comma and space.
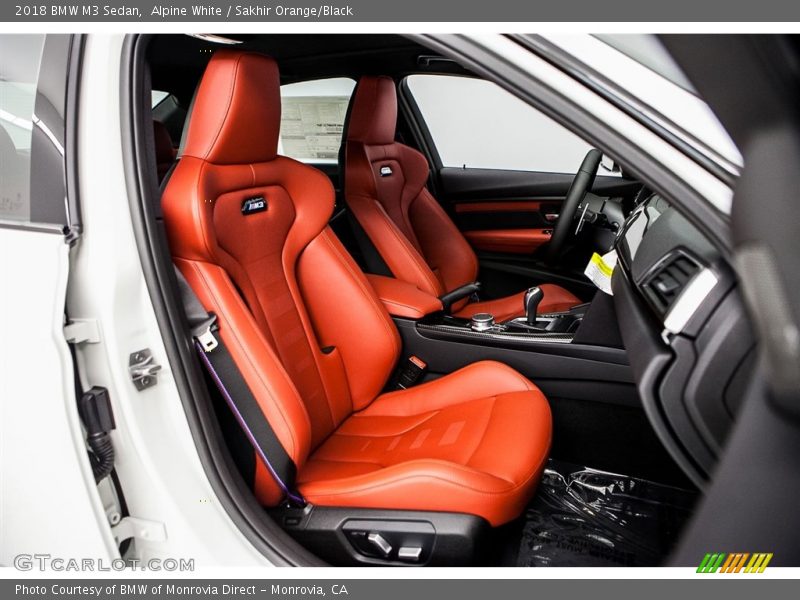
344, 76, 479, 300
162, 52, 401, 505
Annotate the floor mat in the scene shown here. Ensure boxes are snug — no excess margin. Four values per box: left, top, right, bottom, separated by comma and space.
517, 459, 698, 567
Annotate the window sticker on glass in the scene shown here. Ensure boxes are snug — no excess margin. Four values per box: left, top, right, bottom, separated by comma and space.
280, 95, 350, 161
278, 77, 355, 163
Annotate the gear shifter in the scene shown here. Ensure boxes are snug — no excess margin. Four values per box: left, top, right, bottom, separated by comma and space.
524, 286, 544, 326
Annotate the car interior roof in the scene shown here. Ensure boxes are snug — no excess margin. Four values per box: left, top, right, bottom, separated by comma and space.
148, 34, 473, 105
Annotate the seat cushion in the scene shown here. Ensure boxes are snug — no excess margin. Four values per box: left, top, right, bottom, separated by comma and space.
454, 284, 582, 322
297, 361, 551, 526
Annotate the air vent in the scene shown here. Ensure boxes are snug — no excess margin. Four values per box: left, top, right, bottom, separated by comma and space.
642, 253, 701, 316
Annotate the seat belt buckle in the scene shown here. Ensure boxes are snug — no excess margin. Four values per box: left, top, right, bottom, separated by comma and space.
193, 312, 219, 353
396, 356, 427, 390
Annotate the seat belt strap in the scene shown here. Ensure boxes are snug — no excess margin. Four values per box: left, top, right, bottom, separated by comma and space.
174, 267, 304, 506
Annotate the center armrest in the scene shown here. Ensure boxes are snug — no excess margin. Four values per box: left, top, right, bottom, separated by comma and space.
366, 274, 443, 319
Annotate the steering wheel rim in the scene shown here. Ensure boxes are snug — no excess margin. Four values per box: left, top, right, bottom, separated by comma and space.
546, 149, 603, 263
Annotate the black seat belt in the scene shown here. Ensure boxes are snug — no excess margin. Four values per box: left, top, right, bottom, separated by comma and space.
174, 267, 305, 506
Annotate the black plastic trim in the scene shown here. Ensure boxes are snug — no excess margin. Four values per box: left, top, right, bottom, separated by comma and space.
395, 318, 638, 408
611, 267, 706, 487
64, 34, 85, 242
272, 505, 489, 567
439, 168, 638, 201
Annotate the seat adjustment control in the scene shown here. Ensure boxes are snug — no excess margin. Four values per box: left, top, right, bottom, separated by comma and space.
366, 532, 393, 557
397, 546, 423, 562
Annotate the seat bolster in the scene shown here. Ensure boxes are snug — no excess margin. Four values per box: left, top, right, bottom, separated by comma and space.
347, 192, 444, 297
365, 360, 535, 417
297, 228, 402, 412
175, 257, 313, 503
409, 185, 480, 295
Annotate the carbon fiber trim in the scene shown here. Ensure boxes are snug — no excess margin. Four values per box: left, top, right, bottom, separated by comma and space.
416, 323, 574, 344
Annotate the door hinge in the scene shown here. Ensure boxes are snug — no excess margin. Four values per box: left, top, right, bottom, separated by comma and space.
128, 349, 162, 391
111, 516, 167, 545
64, 319, 101, 344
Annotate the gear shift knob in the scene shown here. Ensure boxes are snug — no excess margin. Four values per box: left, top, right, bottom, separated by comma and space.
524, 286, 544, 325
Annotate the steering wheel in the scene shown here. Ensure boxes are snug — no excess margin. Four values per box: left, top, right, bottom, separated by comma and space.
546, 149, 603, 263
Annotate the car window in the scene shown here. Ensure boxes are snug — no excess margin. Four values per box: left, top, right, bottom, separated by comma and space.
594, 34, 697, 94
0, 34, 44, 222
406, 74, 609, 175
1, 35, 73, 229
151, 90, 170, 107
278, 77, 355, 163
544, 34, 742, 172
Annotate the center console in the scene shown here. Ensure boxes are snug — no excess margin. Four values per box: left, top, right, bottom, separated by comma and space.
364, 266, 637, 406
393, 293, 636, 410
415, 304, 587, 351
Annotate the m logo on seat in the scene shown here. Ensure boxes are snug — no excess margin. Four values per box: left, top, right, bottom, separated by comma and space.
380, 166, 393, 177
241, 196, 267, 215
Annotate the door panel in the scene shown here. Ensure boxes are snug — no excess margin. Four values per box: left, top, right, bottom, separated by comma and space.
437, 167, 640, 298
404, 73, 641, 298
440, 167, 638, 244
453, 200, 556, 232
463, 228, 553, 254
441, 167, 638, 239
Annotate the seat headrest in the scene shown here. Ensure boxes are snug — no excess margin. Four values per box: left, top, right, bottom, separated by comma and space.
346, 76, 397, 146
182, 50, 281, 165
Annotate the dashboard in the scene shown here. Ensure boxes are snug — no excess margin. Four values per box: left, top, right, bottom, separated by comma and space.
612, 193, 756, 487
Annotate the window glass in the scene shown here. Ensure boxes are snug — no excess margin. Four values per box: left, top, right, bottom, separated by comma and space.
593, 34, 696, 94
278, 77, 355, 163
151, 90, 169, 108
406, 74, 607, 175
0, 34, 45, 222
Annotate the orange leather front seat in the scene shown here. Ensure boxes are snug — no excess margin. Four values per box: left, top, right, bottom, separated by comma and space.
343, 76, 582, 322
162, 51, 551, 527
